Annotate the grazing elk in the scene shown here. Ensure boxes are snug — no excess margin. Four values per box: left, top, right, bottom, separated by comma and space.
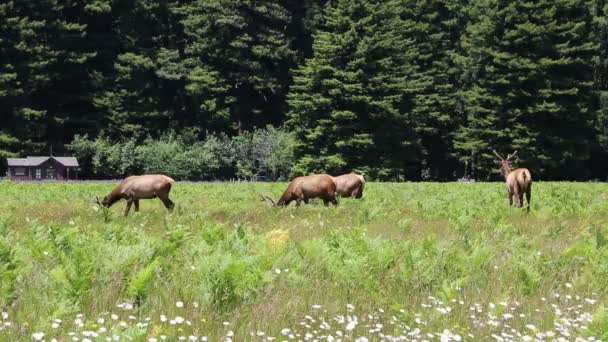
260, 174, 338, 207
333, 172, 366, 199
493, 150, 532, 212
95, 174, 176, 216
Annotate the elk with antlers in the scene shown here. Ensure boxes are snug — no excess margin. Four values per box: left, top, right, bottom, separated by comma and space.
260, 174, 338, 207
493, 150, 532, 212
95, 174, 176, 216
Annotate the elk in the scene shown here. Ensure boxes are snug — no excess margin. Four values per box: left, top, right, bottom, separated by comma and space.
260, 174, 338, 207
493, 150, 532, 212
95, 174, 176, 216
333, 172, 366, 199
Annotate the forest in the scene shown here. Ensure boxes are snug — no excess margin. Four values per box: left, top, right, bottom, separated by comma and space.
1, 0, 607, 181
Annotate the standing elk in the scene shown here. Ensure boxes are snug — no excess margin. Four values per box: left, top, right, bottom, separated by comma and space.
260, 174, 338, 207
95, 174, 176, 216
493, 150, 532, 212
333, 172, 366, 199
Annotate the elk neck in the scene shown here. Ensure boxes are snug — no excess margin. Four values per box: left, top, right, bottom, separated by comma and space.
500, 163, 511, 180
104, 189, 123, 207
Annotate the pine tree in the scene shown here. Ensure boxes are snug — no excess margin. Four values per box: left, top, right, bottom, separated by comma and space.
287, 0, 417, 180
176, 0, 297, 133
455, 0, 598, 180
591, 0, 608, 160
0, 0, 97, 156
398, 0, 466, 180
92, 0, 190, 140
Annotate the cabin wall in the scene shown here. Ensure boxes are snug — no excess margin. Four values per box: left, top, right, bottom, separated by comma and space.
34, 159, 65, 180
8, 166, 31, 181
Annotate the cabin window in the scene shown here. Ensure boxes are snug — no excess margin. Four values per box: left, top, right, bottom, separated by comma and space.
13, 167, 26, 176
35, 169, 42, 179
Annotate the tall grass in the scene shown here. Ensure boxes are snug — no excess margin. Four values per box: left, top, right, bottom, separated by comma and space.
0, 181, 607, 340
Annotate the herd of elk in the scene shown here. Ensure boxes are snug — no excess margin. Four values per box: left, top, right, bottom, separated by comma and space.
95, 151, 531, 214
259, 172, 367, 207
493, 150, 532, 212
95, 174, 175, 216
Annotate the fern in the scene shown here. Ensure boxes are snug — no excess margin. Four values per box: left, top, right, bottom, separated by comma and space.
127, 258, 160, 302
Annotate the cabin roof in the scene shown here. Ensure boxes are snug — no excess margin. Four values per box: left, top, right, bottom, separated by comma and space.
6, 156, 79, 167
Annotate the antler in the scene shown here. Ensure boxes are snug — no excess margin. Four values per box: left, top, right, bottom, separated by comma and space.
507, 150, 518, 160
492, 150, 504, 160
259, 194, 277, 206
91, 196, 102, 205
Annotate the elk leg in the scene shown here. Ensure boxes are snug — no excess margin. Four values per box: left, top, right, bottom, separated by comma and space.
323, 199, 329, 206
124, 200, 133, 216
525, 185, 531, 213
134, 200, 140, 212
159, 196, 175, 211
518, 193, 524, 208
296, 199, 302, 207
303, 198, 309, 204
508, 193, 513, 206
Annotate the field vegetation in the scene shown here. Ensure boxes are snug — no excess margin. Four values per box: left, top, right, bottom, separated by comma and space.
0, 181, 607, 341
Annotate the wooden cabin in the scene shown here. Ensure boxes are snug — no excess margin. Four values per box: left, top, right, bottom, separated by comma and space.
6, 156, 79, 181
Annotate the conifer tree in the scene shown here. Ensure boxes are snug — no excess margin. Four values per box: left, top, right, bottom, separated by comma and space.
0, 0, 97, 155
455, 0, 598, 179
398, 0, 466, 179
287, 0, 417, 180
176, 0, 297, 133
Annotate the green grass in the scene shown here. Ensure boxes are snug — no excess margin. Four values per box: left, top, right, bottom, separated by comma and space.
0, 181, 607, 340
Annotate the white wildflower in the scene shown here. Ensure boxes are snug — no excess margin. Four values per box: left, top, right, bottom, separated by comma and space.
32, 332, 45, 341
176, 301, 184, 308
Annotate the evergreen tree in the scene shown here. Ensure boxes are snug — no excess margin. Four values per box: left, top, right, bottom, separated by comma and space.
287, 0, 417, 180
0, 0, 97, 156
399, 0, 466, 180
176, 0, 297, 133
455, 0, 598, 180
591, 0, 608, 163
92, 1, 190, 140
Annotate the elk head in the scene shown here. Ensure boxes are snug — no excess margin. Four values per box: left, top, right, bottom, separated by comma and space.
93, 196, 110, 207
493, 150, 517, 176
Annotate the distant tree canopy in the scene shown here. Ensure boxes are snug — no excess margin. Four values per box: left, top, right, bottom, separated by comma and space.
1, 0, 607, 180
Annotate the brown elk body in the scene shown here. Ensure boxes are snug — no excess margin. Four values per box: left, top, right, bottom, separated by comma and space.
96, 174, 176, 216
333, 172, 366, 199
260, 174, 338, 207
493, 151, 532, 212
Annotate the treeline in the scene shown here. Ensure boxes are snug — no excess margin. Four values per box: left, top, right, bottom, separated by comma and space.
70, 126, 295, 180
1, 0, 607, 180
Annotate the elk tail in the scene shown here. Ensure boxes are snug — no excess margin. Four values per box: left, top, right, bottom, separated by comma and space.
259, 194, 277, 206
165, 176, 176, 184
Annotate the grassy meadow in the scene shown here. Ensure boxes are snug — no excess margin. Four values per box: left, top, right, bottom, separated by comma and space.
0, 180, 607, 341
